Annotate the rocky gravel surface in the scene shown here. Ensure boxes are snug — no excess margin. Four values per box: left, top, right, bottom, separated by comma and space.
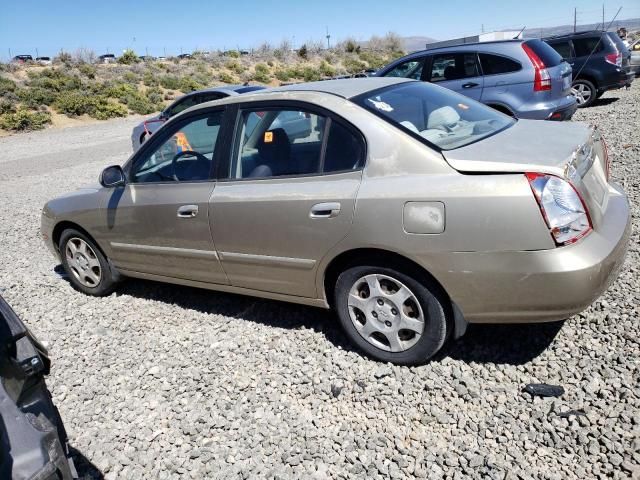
0, 86, 638, 479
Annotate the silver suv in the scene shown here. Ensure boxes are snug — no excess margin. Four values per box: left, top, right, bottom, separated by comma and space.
376, 39, 577, 120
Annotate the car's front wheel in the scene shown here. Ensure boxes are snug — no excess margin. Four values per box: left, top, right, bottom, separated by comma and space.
334, 265, 448, 365
571, 79, 596, 108
59, 229, 117, 296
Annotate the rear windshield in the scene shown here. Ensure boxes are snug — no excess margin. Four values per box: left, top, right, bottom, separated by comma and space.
353, 81, 515, 150
523, 39, 563, 66
606, 32, 628, 53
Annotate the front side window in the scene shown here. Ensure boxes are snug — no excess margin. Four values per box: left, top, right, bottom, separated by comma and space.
355, 82, 514, 150
572, 37, 604, 57
130, 111, 223, 183
547, 41, 572, 59
429, 53, 479, 82
479, 53, 522, 75
382, 59, 424, 80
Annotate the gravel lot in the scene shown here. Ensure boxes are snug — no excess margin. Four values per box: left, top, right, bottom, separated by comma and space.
0, 86, 638, 480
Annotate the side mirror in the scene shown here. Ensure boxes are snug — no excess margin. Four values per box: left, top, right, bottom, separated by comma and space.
100, 165, 126, 188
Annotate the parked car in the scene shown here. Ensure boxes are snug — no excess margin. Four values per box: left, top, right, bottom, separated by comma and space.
376, 39, 577, 120
97, 53, 116, 64
36, 56, 52, 65
42, 78, 630, 365
630, 39, 640, 77
131, 85, 266, 151
545, 30, 634, 107
177, 53, 192, 59
0, 294, 76, 479
12, 55, 33, 63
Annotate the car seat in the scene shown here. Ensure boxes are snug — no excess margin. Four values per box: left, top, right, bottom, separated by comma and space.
248, 128, 291, 177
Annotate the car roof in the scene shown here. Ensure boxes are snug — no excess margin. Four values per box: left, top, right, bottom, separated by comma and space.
181, 85, 266, 97
544, 30, 606, 40
271, 77, 412, 99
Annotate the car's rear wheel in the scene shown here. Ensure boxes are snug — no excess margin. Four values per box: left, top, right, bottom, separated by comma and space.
59, 229, 117, 296
571, 79, 596, 108
334, 265, 447, 365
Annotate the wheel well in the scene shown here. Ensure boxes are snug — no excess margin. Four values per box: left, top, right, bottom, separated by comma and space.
573, 74, 598, 89
140, 132, 146, 143
323, 248, 451, 308
486, 104, 514, 116
52, 221, 104, 256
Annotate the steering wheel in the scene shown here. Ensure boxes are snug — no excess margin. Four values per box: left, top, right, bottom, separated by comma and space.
171, 150, 209, 181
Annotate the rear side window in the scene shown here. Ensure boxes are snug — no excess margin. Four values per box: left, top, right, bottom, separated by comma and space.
479, 53, 521, 75
573, 37, 604, 57
523, 39, 563, 66
382, 59, 424, 79
547, 41, 572, 59
323, 121, 365, 173
429, 53, 479, 81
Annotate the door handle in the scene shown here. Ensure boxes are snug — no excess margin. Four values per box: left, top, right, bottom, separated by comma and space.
177, 205, 199, 218
462, 82, 479, 89
310, 202, 341, 219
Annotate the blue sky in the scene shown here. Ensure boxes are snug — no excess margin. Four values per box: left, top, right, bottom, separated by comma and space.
2, 0, 639, 59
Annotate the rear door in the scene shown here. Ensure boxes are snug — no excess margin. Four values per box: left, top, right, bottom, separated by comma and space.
210, 102, 366, 298
425, 52, 484, 100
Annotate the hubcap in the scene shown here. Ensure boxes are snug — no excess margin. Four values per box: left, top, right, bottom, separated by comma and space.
571, 83, 592, 105
65, 238, 101, 288
347, 274, 425, 352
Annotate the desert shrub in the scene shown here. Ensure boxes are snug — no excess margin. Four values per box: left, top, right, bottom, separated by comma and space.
123, 71, 139, 84
143, 71, 159, 87
301, 66, 321, 82
274, 69, 290, 82
358, 51, 387, 69
252, 63, 271, 83
218, 71, 236, 84
105, 82, 138, 101
343, 38, 361, 54
318, 61, 336, 77
118, 49, 139, 65
54, 52, 73, 66
16, 87, 56, 107
0, 98, 16, 115
179, 76, 204, 93
145, 87, 164, 105
92, 98, 128, 120
78, 64, 97, 79
225, 60, 244, 75
53, 91, 96, 116
159, 75, 181, 90
0, 76, 17, 96
0, 108, 51, 131
123, 93, 160, 114
298, 44, 308, 60
226, 50, 240, 58
343, 57, 367, 74
28, 68, 82, 92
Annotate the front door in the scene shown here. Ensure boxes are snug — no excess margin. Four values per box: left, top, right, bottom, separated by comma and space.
100, 109, 229, 284
211, 103, 366, 297
425, 52, 484, 100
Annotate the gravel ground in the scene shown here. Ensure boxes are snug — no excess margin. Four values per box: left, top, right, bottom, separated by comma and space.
0, 86, 638, 480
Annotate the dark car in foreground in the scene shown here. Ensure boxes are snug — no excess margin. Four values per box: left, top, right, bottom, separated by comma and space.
131, 85, 266, 151
545, 30, 634, 107
376, 39, 577, 120
0, 295, 76, 480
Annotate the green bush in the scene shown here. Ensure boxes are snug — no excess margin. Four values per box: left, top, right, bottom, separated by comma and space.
0, 76, 17, 96
226, 50, 240, 58
298, 44, 308, 60
16, 87, 57, 108
92, 98, 128, 120
145, 87, 164, 105
53, 91, 96, 116
123, 71, 139, 84
318, 60, 336, 78
78, 64, 97, 79
343, 57, 367, 74
178, 76, 204, 93
252, 63, 271, 83
28, 68, 82, 92
0, 98, 16, 115
218, 72, 236, 84
301, 66, 321, 82
0, 109, 51, 131
159, 75, 181, 90
358, 51, 387, 69
274, 69, 290, 82
123, 93, 159, 115
143, 71, 159, 87
118, 49, 139, 65
105, 82, 138, 101
225, 60, 244, 75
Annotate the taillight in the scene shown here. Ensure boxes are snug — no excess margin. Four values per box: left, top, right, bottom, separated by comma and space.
605, 52, 622, 67
602, 136, 610, 181
522, 43, 552, 91
526, 172, 592, 246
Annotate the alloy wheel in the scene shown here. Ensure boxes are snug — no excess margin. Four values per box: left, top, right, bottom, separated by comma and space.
347, 274, 425, 352
65, 237, 102, 288
571, 83, 592, 105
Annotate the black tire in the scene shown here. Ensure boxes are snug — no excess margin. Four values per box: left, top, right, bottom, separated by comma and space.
595, 90, 605, 99
334, 265, 448, 365
59, 229, 117, 296
571, 79, 597, 108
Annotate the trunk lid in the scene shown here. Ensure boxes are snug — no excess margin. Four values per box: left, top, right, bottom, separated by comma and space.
442, 119, 610, 228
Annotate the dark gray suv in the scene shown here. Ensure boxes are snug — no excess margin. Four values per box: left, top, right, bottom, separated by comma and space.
376, 39, 577, 120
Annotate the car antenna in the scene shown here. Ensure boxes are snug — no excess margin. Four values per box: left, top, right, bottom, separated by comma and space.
513, 26, 526, 40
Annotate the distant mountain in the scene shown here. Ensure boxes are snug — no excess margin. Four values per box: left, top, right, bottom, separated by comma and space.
522, 17, 640, 38
401, 36, 439, 52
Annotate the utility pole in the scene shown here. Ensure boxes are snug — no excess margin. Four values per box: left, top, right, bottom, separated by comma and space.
481, 24, 484, 33
573, 7, 577, 33
8, 47, 11, 60
602, 4, 605, 31
36, 48, 39, 58
326, 26, 331, 50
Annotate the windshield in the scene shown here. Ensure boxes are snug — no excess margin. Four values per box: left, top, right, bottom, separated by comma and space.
354, 82, 515, 150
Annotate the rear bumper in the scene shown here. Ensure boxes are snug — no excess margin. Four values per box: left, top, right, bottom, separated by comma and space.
438, 184, 630, 324
515, 95, 577, 121
598, 70, 635, 91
